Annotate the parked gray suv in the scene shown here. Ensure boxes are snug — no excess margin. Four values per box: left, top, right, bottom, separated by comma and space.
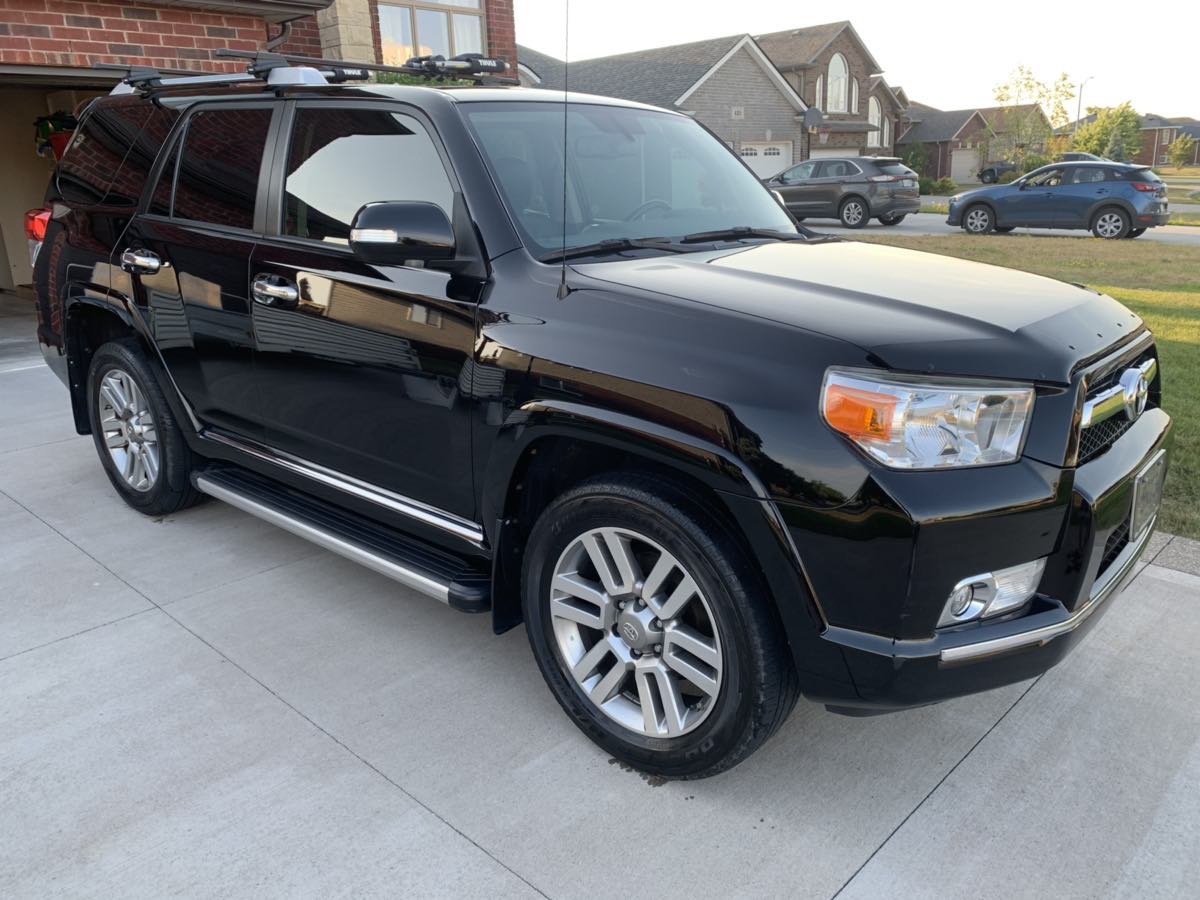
764, 156, 920, 228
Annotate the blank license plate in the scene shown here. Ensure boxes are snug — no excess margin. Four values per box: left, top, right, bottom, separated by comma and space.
1132, 451, 1167, 540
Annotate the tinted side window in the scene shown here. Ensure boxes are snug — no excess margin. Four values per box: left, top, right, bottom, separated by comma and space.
110, 106, 180, 208
173, 108, 272, 230
57, 101, 151, 205
284, 107, 453, 244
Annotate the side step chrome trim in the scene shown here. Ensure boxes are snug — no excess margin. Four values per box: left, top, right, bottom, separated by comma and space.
200, 428, 485, 547
195, 472, 452, 603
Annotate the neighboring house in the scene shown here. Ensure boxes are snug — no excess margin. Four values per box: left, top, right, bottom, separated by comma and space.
517, 34, 810, 178
896, 105, 991, 181
1058, 112, 1200, 166
897, 102, 1050, 181
754, 21, 906, 159
517, 20, 908, 177
0, 0, 517, 293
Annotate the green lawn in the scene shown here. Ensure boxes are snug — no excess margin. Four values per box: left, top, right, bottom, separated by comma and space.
854, 234, 1200, 539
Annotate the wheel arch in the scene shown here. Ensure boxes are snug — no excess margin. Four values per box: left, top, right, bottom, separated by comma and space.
62, 289, 142, 434
962, 199, 997, 228
481, 401, 851, 696
1089, 200, 1136, 228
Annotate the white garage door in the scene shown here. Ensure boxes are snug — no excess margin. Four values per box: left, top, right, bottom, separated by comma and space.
738, 142, 792, 178
951, 148, 980, 183
808, 147, 860, 159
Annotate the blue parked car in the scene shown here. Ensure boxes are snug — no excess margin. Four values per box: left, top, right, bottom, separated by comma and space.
947, 162, 1169, 239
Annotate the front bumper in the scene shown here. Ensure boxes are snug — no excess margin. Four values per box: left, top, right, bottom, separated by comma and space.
794, 407, 1172, 712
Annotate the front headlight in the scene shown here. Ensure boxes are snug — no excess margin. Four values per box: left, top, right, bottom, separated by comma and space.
821, 369, 1035, 469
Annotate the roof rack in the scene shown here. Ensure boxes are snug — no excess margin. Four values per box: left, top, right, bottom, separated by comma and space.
99, 50, 510, 96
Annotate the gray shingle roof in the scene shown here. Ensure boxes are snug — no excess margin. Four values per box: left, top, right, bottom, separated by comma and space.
754, 21, 848, 70
897, 107, 979, 143
516, 35, 744, 110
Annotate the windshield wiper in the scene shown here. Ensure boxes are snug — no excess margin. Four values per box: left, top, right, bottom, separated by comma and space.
538, 237, 687, 263
679, 227, 806, 244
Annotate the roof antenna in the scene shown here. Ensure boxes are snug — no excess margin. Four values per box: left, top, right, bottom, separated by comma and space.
556, 0, 571, 300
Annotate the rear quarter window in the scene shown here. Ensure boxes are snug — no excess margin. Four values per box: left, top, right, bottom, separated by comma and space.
877, 162, 916, 177
1113, 168, 1161, 183
56, 101, 153, 206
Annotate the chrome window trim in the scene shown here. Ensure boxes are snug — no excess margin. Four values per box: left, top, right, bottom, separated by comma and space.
201, 428, 485, 546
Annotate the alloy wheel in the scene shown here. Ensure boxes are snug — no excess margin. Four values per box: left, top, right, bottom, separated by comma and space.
97, 368, 160, 492
841, 201, 865, 226
548, 527, 723, 738
1095, 212, 1125, 238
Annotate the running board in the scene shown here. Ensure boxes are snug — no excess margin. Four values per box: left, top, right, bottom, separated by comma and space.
193, 467, 490, 612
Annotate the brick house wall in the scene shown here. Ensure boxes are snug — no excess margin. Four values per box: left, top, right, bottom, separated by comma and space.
681, 45, 806, 161
906, 114, 990, 179
0, 1, 321, 73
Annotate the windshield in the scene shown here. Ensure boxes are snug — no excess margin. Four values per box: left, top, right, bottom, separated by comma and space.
461, 101, 797, 256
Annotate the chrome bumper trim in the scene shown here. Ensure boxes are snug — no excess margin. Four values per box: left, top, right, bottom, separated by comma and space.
939, 515, 1156, 665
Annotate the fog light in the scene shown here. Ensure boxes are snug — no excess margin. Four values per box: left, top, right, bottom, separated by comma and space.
938, 558, 1046, 627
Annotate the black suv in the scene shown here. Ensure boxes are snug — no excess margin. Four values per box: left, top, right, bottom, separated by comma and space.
764, 156, 920, 227
29, 55, 1172, 779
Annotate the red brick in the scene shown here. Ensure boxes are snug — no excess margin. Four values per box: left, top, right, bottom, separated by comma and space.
0, 35, 31, 49
172, 23, 204, 37
23, 11, 64, 25
159, 33, 194, 48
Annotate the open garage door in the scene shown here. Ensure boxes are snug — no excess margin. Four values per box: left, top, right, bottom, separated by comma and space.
738, 142, 792, 178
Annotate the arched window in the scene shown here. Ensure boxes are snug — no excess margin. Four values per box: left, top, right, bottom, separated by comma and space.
815, 75, 824, 109
868, 96, 882, 146
882, 116, 891, 148
851, 79, 859, 114
827, 53, 848, 113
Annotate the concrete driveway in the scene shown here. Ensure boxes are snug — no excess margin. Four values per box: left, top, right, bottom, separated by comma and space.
3, 294, 1200, 899
808, 214, 1200, 246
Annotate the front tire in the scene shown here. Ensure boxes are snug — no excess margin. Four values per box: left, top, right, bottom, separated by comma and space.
87, 338, 202, 516
994, 225, 1015, 233
980, 169, 997, 184
1092, 206, 1130, 239
1125, 227, 1146, 239
962, 203, 995, 234
521, 474, 798, 779
839, 197, 868, 229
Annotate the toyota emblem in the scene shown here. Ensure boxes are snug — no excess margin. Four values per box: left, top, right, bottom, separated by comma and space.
1118, 367, 1150, 422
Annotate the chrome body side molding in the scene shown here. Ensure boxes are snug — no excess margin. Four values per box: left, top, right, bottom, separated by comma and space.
200, 428, 485, 547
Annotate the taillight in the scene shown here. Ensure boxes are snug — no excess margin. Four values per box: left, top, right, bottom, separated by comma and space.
1131, 182, 1160, 193
24, 208, 51, 242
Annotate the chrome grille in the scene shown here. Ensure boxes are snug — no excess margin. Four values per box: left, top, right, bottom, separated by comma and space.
1077, 344, 1158, 464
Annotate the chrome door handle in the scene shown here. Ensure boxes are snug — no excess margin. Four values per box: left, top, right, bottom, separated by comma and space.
252, 276, 299, 308
120, 248, 162, 274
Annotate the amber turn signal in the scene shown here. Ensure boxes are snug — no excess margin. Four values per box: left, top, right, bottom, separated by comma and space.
823, 383, 896, 441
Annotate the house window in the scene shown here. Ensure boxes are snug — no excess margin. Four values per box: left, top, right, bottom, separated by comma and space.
1161, 128, 1173, 144
867, 96, 882, 146
815, 75, 823, 110
379, 1, 484, 64
827, 53, 848, 113
882, 116, 891, 148
764, 147, 781, 157
739, 146, 759, 157
851, 79, 859, 114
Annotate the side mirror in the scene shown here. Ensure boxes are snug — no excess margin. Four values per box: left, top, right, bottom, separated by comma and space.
349, 201, 455, 265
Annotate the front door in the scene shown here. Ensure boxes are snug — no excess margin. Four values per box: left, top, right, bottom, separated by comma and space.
772, 160, 820, 215
1004, 166, 1067, 227
249, 102, 477, 518
121, 103, 277, 438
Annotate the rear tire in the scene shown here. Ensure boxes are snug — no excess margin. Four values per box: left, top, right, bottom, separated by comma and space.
839, 197, 868, 229
962, 204, 994, 234
878, 214, 906, 226
1091, 206, 1130, 239
980, 169, 997, 184
87, 338, 203, 516
521, 473, 798, 779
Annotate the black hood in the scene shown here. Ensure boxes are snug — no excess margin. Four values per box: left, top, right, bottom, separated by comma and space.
573, 240, 1143, 383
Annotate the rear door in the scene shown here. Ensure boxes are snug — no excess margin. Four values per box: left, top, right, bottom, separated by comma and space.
120, 102, 277, 437
248, 100, 477, 518
812, 160, 858, 215
1054, 166, 1110, 227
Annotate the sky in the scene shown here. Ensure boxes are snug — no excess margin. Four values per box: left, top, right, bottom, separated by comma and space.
513, 0, 1197, 120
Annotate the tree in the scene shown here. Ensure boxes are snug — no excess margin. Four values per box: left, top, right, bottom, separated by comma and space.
1169, 134, 1197, 169
1073, 103, 1142, 159
991, 66, 1074, 164
901, 142, 928, 175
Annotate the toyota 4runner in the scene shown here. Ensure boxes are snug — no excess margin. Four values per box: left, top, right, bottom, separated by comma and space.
27, 52, 1172, 778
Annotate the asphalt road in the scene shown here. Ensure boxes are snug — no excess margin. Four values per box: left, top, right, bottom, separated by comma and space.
807, 214, 1200, 246
4, 294, 1200, 898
